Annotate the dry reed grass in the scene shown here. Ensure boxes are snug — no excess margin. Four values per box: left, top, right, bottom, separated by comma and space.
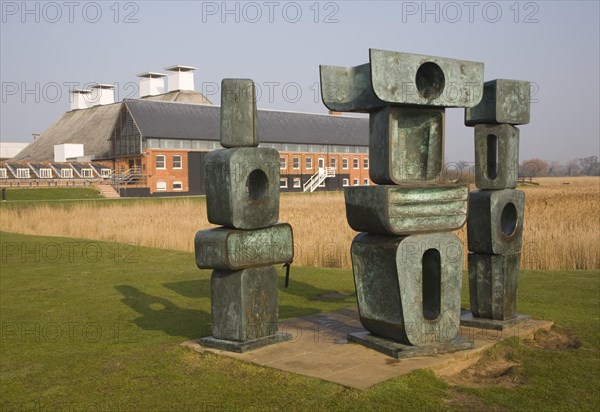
1, 177, 598, 270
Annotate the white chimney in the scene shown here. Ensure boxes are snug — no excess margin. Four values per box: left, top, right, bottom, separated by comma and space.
137, 72, 167, 97
54, 143, 84, 162
70, 89, 93, 110
90, 84, 115, 106
164, 65, 196, 92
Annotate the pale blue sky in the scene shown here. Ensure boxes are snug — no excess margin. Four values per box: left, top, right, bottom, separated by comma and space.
1, 1, 598, 162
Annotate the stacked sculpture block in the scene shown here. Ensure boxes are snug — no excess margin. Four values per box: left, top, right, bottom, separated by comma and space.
320, 50, 484, 357
195, 79, 293, 352
462, 79, 531, 329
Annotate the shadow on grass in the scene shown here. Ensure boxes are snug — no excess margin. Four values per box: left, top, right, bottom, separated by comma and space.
163, 276, 351, 302
163, 279, 210, 299
162, 279, 335, 320
115, 285, 210, 340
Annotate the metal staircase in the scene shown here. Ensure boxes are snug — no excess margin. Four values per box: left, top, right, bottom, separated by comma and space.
111, 168, 144, 185
303, 167, 335, 192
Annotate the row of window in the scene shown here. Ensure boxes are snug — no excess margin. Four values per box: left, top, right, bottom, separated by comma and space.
0, 167, 111, 179
280, 157, 369, 170
146, 138, 369, 155
155, 155, 182, 170
153, 154, 370, 173
280, 177, 370, 188
156, 181, 183, 191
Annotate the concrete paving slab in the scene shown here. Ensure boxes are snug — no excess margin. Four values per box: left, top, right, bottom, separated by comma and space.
182, 307, 552, 390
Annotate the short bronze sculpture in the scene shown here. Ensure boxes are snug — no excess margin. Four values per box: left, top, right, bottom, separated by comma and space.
462, 79, 531, 330
195, 79, 293, 352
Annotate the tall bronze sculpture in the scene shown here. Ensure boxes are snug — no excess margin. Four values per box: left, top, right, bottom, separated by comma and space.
321, 49, 530, 357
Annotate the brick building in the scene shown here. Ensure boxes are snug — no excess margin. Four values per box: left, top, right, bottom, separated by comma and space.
6, 66, 369, 196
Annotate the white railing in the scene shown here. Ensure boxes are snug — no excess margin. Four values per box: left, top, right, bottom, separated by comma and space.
302, 166, 335, 192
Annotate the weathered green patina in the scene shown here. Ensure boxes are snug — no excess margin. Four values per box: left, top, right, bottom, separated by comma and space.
204, 147, 280, 230
320, 49, 484, 111
467, 189, 525, 255
474, 124, 520, 190
351, 232, 464, 346
345, 184, 468, 235
369, 106, 444, 184
209, 266, 279, 342
468, 252, 521, 321
195, 223, 293, 270
220, 79, 258, 148
196, 78, 292, 353
465, 79, 531, 126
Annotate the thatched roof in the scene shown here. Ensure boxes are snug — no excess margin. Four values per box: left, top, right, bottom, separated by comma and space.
14, 103, 121, 161
14, 91, 214, 162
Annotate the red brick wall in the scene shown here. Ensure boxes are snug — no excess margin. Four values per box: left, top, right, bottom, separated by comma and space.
278, 151, 371, 186
145, 149, 189, 194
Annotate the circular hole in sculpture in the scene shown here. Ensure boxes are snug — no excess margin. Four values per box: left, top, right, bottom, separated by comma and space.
501, 202, 518, 237
246, 169, 268, 201
415, 62, 445, 99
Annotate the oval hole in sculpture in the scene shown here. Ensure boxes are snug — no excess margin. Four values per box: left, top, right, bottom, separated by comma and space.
415, 62, 445, 100
486, 134, 498, 180
422, 248, 441, 321
501, 202, 518, 237
246, 169, 268, 201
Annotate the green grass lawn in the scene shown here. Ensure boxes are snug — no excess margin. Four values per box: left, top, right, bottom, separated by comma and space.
0, 188, 209, 210
1, 231, 598, 411
0, 187, 103, 201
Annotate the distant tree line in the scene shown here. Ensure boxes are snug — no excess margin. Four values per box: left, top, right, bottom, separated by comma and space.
518, 156, 600, 177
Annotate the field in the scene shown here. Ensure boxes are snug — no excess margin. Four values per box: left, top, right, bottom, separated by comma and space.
1, 177, 598, 270
1, 232, 598, 411
0, 187, 102, 200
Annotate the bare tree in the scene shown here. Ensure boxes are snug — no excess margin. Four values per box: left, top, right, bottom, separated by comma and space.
519, 158, 549, 178
578, 156, 600, 176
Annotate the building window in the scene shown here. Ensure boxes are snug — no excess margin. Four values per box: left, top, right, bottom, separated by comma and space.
39, 168, 52, 178
293, 177, 301, 188
101, 168, 112, 178
353, 158, 359, 169
329, 157, 337, 168
305, 157, 313, 170
363, 158, 369, 169
173, 181, 183, 191
82, 169, 93, 178
292, 157, 300, 170
61, 169, 73, 178
0, 168, 6, 178
319, 179, 326, 188
280, 157, 287, 170
353, 178, 359, 186
364, 179, 370, 186
280, 178, 288, 188
156, 181, 167, 191
156, 155, 166, 169
342, 158, 348, 169
173, 155, 182, 169
318, 158, 325, 169
16, 168, 30, 178
342, 178, 349, 187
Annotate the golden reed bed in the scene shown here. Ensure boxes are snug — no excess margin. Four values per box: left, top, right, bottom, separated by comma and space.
1, 177, 598, 270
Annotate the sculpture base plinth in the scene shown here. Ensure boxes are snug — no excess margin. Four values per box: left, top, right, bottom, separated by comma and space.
198, 332, 292, 353
460, 310, 531, 331
347, 332, 474, 359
